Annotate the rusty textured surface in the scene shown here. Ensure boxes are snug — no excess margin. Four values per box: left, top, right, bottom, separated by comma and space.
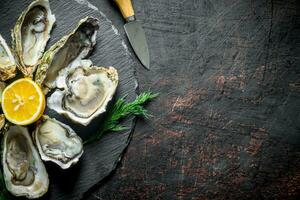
85, 0, 300, 199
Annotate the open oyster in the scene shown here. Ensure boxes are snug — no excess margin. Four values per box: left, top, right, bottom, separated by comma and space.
12, 0, 55, 77
0, 35, 16, 81
48, 59, 118, 126
33, 116, 83, 169
35, 17, 99, 92
2, 126, 49, 199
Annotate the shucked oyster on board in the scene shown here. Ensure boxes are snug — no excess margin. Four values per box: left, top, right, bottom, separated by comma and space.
33, 116, 84, 169
12, 0, 55, 77
2, 126, 49, 199
35, 17, 99, 92
48, 59, 119, 126
0, 35, 17, 81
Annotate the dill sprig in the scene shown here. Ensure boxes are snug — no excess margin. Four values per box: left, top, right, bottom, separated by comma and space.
84, 92, 158, 144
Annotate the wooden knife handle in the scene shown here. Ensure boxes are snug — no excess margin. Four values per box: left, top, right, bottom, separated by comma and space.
114, 0, 135, 19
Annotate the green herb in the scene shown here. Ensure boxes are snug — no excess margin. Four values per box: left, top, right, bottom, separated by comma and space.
84, 92, 158, 144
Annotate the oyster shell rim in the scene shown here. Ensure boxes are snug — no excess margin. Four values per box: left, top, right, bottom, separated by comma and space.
0, 34, 17, 81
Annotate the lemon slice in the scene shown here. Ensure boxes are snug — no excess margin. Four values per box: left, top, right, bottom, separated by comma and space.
1, 78, 45, 125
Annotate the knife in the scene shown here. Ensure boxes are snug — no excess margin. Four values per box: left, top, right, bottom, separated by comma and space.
113, 0, 150, 69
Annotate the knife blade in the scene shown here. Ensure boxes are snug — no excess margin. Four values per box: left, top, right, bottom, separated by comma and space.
113, 0, 150, 69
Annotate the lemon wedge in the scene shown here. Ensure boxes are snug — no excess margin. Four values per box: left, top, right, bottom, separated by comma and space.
1, 78, 45, 125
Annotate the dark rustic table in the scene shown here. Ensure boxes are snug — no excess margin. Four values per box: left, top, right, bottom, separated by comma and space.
86, 0, 300, 199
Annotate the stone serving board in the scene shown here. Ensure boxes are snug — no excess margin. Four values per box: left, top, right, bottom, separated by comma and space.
0, 0, 137, 199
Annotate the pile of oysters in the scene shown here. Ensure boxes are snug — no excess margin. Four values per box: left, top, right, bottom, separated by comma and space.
0, 0, 119, 198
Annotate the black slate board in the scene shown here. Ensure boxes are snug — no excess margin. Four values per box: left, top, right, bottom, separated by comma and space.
0, 0, 138, 199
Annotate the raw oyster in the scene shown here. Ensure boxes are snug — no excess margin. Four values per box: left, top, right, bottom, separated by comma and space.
35, 17, 99, 92
0, 35, 16, 81
33, 116, 83, 169
2, 126, 49, 199
12, 0, 55, 77
48, 59, 119, 126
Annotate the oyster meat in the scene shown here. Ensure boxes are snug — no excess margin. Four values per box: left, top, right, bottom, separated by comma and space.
48, 59, 118, 126
35, 17, 99, 92
0, 35, 16, 81
33, 116, 83, 169
12, 0, 55, 77
2, 126, 49, 199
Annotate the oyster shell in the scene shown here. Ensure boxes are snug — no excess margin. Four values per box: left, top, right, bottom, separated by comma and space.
0, 35, 16, 81
33, 116, 83, 169
2, 126, 49, 199
0, 114, 5, 130
0, 81, 6, 101
35, 17, 99, 92
12, 0, 55, 77
48, 59, 118, 126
